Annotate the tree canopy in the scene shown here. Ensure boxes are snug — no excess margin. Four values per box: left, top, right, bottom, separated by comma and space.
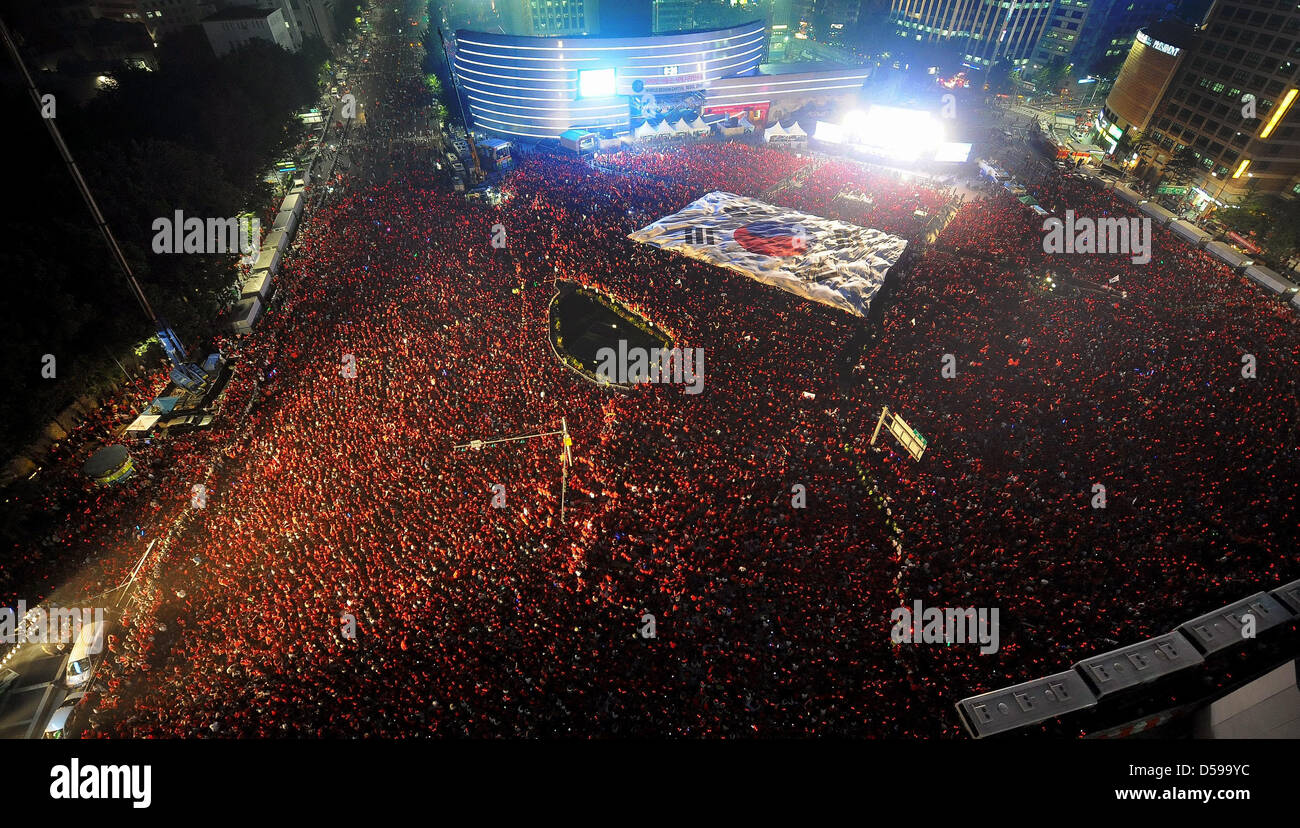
0, 31, 328, 462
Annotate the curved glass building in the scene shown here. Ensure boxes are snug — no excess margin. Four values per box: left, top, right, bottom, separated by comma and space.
452, 21, 768, 139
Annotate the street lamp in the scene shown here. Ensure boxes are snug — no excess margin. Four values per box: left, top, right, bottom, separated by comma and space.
453, 418, 575, 523
1076, 76, 1100, 108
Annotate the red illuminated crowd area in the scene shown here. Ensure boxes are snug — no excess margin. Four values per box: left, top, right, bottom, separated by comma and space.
10, 136, 1297, 738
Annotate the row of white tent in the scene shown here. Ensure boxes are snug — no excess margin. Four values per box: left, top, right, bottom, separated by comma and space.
1097, 177, 1300, 298
233, 179, 307, 334
629, 114, 813, 143
763, 121, 809, 143
631, 115, 711, 140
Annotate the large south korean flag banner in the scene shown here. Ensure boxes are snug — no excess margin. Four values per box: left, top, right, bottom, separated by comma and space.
628, 191, 907, 317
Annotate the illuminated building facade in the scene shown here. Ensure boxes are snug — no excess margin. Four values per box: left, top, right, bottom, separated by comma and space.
451, 20, 871, 139
888, 0, 1055, 68
1031, 0, 1169, 75
1097, 21, 1192, 153
1133, 0, 1300, 206
500, 0, 600, 36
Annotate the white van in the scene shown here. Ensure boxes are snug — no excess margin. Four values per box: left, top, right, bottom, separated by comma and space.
65, 621, 105, 689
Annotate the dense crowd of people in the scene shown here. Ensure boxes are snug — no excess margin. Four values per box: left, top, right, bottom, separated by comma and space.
6, 30, 1297, 738
594, 142, 810, 198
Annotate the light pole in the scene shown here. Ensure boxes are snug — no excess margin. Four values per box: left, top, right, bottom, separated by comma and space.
1075, 76, 1101, 112
453, 418, 574, 523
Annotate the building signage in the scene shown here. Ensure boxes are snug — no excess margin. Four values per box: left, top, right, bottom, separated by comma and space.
619, 71, 706, 97
1136, 31, 1180, 57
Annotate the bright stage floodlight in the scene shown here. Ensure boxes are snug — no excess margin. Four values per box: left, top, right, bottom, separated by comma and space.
935, 142, 973, 163
814, 120, 845, 144
864, 105, 943, 153
832, 105, 945, 161
578, 68, 616, 98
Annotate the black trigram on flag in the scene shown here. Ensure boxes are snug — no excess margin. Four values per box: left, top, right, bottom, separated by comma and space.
685, 226, 718, 246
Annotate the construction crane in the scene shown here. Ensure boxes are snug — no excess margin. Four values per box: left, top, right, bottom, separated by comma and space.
453, 418, 574, 523
0, 15, 219, 393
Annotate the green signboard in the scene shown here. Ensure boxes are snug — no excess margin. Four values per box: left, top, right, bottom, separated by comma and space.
1156, 185, 1188, 195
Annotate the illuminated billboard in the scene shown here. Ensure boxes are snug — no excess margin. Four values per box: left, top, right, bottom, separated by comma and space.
579, 68, 617, 99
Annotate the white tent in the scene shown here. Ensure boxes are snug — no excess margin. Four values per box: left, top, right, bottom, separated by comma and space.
669, 118, 691, 135
763, 122, 788, 142
125, 413, 161, 434
281, 191, 303, 217
633, 121, 657, 140
784, 121, 808, 139
653, 119, 676, 137
683, 116, 709, 136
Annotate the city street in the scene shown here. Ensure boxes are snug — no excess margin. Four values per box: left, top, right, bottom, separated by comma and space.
0, 0, 434, 740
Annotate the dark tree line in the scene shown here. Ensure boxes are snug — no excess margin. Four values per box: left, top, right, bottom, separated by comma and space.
0, 25, 329, 462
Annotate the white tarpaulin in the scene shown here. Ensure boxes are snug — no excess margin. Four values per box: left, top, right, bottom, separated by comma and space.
125, 414, 161, 433
628, 191, 907, 317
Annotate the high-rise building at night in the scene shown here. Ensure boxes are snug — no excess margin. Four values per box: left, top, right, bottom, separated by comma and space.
1101, 0, 1300, 208
888, 0, 1055, 68
202, 4, 298, 54
500, 0, 600, 35
602, 0, 651, 34
652, 0, 698, 32
1031, 0, 1170, 75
